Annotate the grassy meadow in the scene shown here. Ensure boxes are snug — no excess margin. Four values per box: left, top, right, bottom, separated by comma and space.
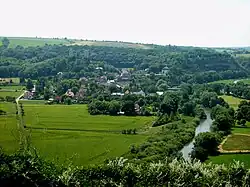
219, 95, 245, 109
209, 78, 250, 85
0, 85, 24, 90
0, 102, 20, 153
208, 154, 250, 168
0, 37, 70, 47
0, 102, 154, 165
0, 91, 22, 98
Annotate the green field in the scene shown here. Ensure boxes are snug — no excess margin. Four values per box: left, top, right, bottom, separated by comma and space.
0, 91, 22, 98
219, 95, 245, 109
209, 78, 250, 85
223, 135, 250, 150
0, 102, 154, 165
208, 154, 250, 168
0, 77, 20, 84
69, 40, 152, 49
0, 85, 24, 91
0, 102, 20, 153
0, 37, 70, 47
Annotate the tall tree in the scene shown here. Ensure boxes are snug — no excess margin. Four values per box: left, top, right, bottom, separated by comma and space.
1, 37, 10, 48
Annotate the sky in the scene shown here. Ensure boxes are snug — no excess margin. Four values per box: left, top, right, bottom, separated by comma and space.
1, 0, 250, 47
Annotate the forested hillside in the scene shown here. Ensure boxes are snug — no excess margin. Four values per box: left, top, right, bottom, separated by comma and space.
0, 39, 248, 85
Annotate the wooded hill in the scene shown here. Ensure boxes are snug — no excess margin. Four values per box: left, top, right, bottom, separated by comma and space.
0, 38, 248, 85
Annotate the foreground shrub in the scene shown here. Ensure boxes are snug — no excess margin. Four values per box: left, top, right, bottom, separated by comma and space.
1, 149, 250, 187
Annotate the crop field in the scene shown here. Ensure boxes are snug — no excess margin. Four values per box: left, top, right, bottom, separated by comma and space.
69, 40, 152, 49
222, 135, 250, 150
0, 102, 154, 165
0, 37, 70, 47
208, 154, 250, 168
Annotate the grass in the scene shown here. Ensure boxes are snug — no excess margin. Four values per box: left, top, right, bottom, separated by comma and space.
222, 135, 250, 150
0, 37, 70, 47
0, 85, 24, 90
0, 102, 154, 165
219, 95, 245, 109
0, 77, 20, 84
208, 154, 250, 168
69, 40, 152, 49
0, 91, 22, 98
0, 102, 20, 153
209, 78, 250, 85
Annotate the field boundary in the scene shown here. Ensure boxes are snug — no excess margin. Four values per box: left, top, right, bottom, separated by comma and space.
219, 133, 250, 153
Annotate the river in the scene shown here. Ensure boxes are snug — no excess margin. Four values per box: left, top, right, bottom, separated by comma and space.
181, 110, 213, 160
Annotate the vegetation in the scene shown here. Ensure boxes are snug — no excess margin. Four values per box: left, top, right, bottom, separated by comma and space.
0, 102, 154, 165
0, 150, 250, 186
223, 135, 250, 150
0, 37, 70, 47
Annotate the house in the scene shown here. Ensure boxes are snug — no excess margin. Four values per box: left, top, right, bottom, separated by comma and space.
162, 66, 170, 74
132, 90, 145, 97
79, 77, 88, 85
99, 76, 107, 83
134, 103, 140, 114
118, 69, 131, 81
156, 91, 164, 96
23, 91, 34, 100
65, 89, 75, 97
107, 79, 115, 84
111, 93, 124, 96
75, 87, 87, 100
95, 67, 103, 70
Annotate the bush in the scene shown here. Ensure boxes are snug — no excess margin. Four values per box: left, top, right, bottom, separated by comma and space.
1, 151, 249, 186
0, 109, 6, 115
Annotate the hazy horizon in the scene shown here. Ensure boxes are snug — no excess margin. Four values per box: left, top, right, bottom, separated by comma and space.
1, 0, 250, 47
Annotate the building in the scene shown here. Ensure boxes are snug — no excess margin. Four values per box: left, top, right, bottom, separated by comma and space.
161, 66, 170, 74
118, 69, 131, 81
111, 93, 124, 96
131, 90, 145, 97
65, 89, 75, 97
23, 91, 34, 100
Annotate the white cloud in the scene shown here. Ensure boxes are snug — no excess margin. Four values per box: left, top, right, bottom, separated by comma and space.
1, 0, 250, 47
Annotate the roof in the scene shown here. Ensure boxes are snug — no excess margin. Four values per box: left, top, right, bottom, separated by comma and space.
156, 91, 164, 96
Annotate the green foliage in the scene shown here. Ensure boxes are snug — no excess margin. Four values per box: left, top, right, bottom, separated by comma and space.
64, 97, 72, 105
1, 37, 10, 48
192, 132, 221, 161
236, 100, 250, 122
0, 109, 6, 115
1, 150, 250, 186
26, 78, 33, 91
132, 119, 198, 161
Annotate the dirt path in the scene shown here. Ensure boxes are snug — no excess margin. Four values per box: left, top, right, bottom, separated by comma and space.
219, 133, 250, 153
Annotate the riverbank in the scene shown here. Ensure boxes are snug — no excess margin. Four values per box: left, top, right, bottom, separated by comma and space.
181, 110, 213, 159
